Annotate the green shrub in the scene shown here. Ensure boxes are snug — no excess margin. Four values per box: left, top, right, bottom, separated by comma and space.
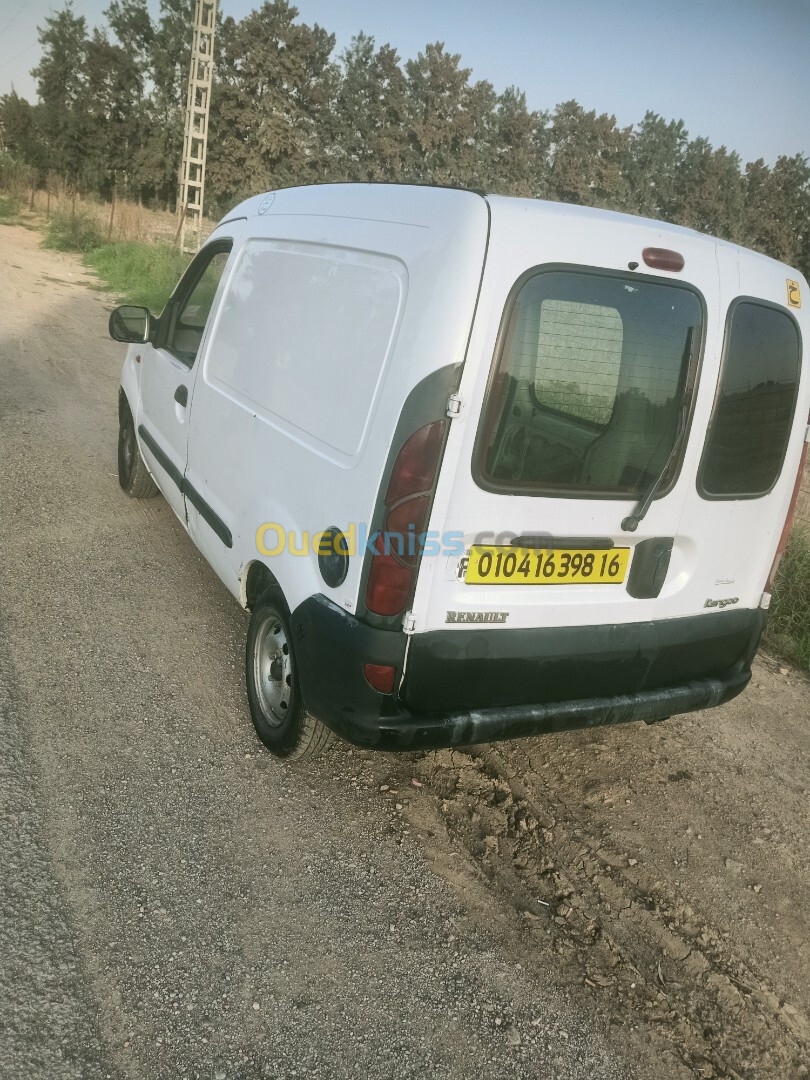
44, 208, 103, 253
85, 242, 190, 313
0, 194, 21, 219
0, 151, 33, 195
766, 528, 810, 670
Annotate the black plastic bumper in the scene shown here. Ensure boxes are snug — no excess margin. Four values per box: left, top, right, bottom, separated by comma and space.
291, 595, 764, 751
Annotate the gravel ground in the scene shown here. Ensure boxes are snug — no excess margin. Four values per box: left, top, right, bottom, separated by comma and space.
0, 652, 114, 1080
0, 225, 631, 1078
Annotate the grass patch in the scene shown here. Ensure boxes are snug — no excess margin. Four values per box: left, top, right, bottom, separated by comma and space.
85, 242, 189, 313
766, 528, 810, 670
44, 208, 103, 253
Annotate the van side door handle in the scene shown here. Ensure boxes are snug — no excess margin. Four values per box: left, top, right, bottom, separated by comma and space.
174, 384, 188, 407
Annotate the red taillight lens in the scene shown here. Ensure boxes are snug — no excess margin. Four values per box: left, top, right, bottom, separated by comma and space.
365, 536, 414, 615
363, 663, 396, 694
642, 247, 685, 272
366, 420, 447, 616
384, 495, 429, 566
765, 438, 808, 594
385, 420, 446, 503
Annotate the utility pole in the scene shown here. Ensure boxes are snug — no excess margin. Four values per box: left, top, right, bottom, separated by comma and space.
178, 0, 217, 255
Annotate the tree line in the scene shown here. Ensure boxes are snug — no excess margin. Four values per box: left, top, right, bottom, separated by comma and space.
1, 0, 808, 275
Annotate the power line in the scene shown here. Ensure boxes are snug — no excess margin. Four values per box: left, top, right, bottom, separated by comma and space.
0, 0, 48, 71
0, 40, 38, 69
0, 2, 27, 37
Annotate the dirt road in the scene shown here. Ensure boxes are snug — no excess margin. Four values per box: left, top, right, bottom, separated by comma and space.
0, 222, 807, 1080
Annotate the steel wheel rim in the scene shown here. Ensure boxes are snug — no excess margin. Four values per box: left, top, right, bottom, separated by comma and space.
254, 611, 293, 726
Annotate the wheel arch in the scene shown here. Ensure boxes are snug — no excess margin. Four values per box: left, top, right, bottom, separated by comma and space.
242, 559, 281, 610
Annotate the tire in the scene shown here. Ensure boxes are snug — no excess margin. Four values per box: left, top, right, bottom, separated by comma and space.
246, 588, 336, 761
118, 404, 159, 498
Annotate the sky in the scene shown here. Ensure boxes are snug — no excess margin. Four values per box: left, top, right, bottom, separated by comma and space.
1, 0, 808, 166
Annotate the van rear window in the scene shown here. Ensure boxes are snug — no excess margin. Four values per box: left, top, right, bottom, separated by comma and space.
477, 269, 702, 497
699, 301, 801, 498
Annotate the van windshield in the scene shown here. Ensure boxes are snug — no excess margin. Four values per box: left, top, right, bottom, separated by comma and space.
477, 269, 702, 497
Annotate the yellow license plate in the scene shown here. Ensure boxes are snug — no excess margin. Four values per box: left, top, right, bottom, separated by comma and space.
465, 545, 630, 585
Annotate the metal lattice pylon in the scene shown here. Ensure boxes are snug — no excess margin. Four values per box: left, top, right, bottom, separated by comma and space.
178, 0, 217, 254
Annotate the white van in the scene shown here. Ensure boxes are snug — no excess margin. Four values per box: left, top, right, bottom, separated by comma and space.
109, 184, 809, 759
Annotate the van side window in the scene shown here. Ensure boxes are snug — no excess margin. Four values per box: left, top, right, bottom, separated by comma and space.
699, 301, 801, 498
165, 247, 231, 367
477, 270, 702, 498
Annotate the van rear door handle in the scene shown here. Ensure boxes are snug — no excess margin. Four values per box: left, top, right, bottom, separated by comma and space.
174, 385, 188, 407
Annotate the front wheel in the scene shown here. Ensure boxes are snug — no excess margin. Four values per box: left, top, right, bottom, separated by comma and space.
118, 403, 158, 498
246, 589, 335, 761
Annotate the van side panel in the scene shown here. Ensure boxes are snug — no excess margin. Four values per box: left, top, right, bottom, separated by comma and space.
205, 240, 407, 462
182, 189, 490, 613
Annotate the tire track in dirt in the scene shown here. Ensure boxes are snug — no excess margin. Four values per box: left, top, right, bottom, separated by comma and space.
388, 742, 809, 1080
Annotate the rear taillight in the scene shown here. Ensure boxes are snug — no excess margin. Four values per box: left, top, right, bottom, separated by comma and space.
765, 434, 808, 596
385, 422, 446, 503
385, 496, 429, 566
365, 419, 447, 616
365, 535, 414, 615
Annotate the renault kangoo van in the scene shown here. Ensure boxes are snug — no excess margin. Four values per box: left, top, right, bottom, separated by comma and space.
109, 184, 809, 759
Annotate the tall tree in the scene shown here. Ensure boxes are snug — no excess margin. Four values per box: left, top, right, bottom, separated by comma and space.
105, 0, 155, 72
80, 28, 144, 199
328, 33, 408, 183
206, 1, 336, 209
673, 137, 745, 241
32, 2, 88, 188
744, 154, 810, 267
0, 92, 46, 184
104, 0, 158, 201
626, 112, 688, 220
548, 100, 631, 211
402, 42, 496, 188
483, 87, 550, 198
105, 0, 198, 208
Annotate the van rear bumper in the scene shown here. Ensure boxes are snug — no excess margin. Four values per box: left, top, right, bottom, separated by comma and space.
291, 595, 764, 751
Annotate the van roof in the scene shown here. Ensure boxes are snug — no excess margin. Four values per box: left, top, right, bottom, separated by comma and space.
220, 182, 803, 279
485, 194, 802, 275
222, 181, 484, 231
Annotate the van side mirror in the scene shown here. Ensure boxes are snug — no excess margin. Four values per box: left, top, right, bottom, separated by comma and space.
109, 305, 152, 344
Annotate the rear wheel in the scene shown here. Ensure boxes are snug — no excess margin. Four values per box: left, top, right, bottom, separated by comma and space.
246, 589, 335, 760
118, 404, 158, 498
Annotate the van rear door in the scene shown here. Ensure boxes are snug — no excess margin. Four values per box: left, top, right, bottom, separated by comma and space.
409, 200, 807, 659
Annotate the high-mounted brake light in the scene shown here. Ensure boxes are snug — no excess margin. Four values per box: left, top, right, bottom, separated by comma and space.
764, 424, 809, 596
365, 419, 448, 616
642, 247, 685, 272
